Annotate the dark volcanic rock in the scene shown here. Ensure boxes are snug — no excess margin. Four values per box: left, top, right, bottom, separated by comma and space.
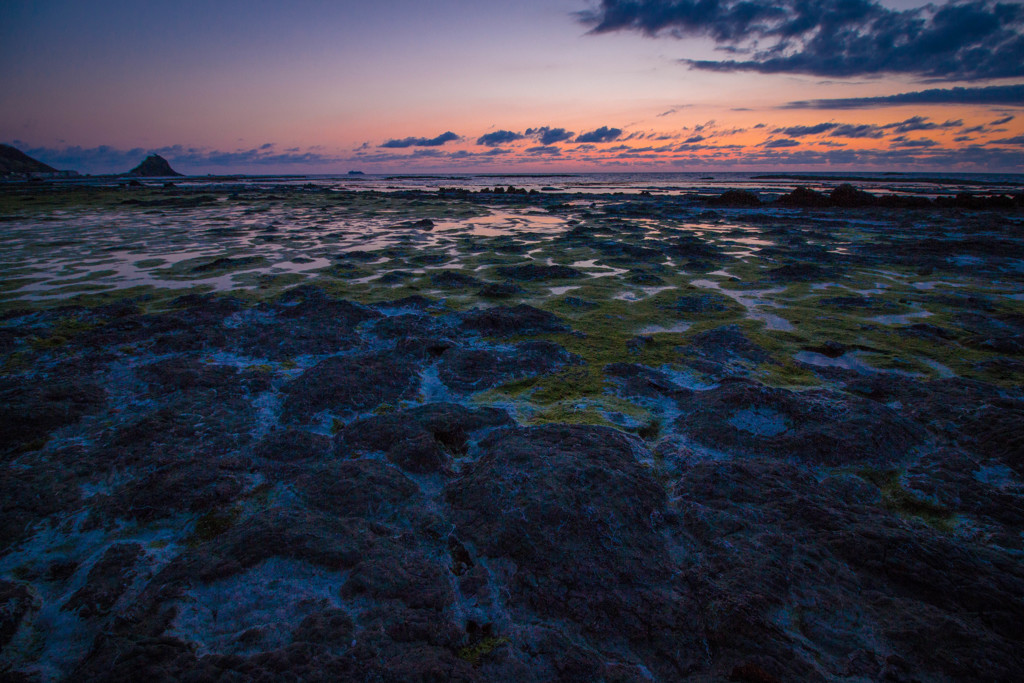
437, 341, 581, 392
904, 448, 1024, 529
775, 186, 830, 208
660, 293, 734, 314
252, 428, 332, 463
62, 543, 143, 618
139, 355, 271, 395
446, 424, 708, 678
281, 350, 423, 422
429, 270, 482, 288
295, 459, 420, 519
190, 256, 265, 273
94, 460, 245, 524
493, 263, 584, 281
763, 262, 828, 281
605, 362, 694, 402
679, 324, 773, 377
830, 183, 877, 207
594, 240, 665, 263
709, 189, 761, 207
0, 465, 80, 548
125, 154, 182, 177
674, 379, 925, 466
458, 304, 569, 337
843, 375, 1024, 468
669, 457, 1024, 681
0, 580, 39, 648
477, 281, 523, 298
336, 402, 512, 473
0, 373, 106, 456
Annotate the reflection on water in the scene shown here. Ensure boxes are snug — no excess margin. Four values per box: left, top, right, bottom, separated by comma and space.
1, 204, 576, 300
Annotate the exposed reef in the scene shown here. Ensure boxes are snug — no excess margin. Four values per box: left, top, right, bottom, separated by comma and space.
1, 181, 1023, 681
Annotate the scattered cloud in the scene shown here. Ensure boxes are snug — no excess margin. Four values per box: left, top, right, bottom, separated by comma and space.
379, 131, 459, 148
784, 84, 1024, 109
891, 138, 940, 147
994, 135, 1024, 145
476, 130, 524, 146
525, 127, 575, 145
775, 123, 839, 137
991, 115, 1015, 125
525, 145, 563, 155
829, 124, 885, 139
884, 116, 962, 133
762, 139, 800, 148
581, 0, 1024, 80
574, 126, 623, 143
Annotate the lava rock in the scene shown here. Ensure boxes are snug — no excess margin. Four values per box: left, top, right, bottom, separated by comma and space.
437, 341, 581, 392
493, 264, 584, 281
62, 543, 144, 618
674, 378, 925, 466
295, 459, 420, 519
281, 350, 422, 422
336, 402, 512, 473
446, 424, 708, 678
0, 580, 39, 648
458, 304, 569, 337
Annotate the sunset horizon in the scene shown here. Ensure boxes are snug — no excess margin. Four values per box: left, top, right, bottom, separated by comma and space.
3, 0, 1023, 175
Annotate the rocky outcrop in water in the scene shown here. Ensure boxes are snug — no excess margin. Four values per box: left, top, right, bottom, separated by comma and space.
124, 154, 182, 177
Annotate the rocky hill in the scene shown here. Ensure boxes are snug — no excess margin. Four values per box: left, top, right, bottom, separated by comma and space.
0, 144, 58, 176
125, 154, 182, 177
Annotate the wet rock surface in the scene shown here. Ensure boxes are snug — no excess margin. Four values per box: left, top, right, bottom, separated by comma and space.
437, 341, 581, 393
1, 185, 1023, 681
674, 378, 926, 466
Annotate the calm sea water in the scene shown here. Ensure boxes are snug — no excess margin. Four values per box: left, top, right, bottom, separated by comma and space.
161, 171, 1024, 199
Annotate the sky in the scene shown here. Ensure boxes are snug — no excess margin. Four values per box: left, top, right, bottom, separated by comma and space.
2, 0, 1023, 174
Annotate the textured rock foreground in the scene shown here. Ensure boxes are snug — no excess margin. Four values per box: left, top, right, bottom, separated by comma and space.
2, 289, 1023, 682
2, 182, 1023, 680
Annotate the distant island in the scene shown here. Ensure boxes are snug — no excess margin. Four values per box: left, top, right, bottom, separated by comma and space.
0, 145, 185, 179
125, 154, 182, 177
0, 143, 78, 178
348, 170, 365, 175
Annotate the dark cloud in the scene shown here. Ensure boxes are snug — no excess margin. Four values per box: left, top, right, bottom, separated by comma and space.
762, 138, 800, 148
829, 124, 885, 139
684, 134, 705, 143
525, 145, 562, 155
776, 123, 839, 137
994, 135, 1024, 145
991, 115, 1015, 125
525, 127, 575, 145
582, 0, 1024, 80
380, 131, 459, 148
785, 84, 1024, 109
574, 126, 623, 143
891, 138, 940, 148
884, 116, 963, 133
476, 130, 524, 146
